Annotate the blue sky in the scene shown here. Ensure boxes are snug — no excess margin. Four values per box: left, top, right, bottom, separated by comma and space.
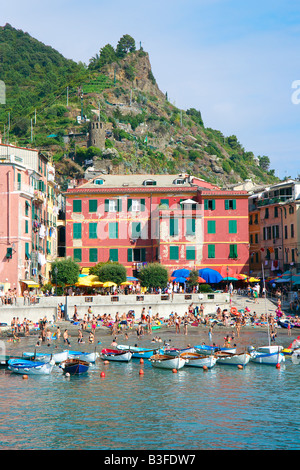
2, 0, 300, 179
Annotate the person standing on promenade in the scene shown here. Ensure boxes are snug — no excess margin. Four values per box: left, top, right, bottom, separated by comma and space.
63, 329, 71, 346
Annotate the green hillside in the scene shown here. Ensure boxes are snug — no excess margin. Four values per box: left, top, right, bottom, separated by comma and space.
0, 24, 279, 187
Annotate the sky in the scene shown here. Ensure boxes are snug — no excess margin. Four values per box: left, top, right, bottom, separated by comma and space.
1, 0, 300, 179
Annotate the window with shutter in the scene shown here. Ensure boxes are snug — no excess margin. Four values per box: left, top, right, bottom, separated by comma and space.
73, 248, 82, 262
89, 248, 98, 263
186, 246, 196, 260
89, 223, 97, 239
228, 220, 237, 233
170, 246, 179, 260
208, 244, 215, 258
109, 249, 118, 262
73, 200, 82, 213
207, 220, 216, 234
73, 223, 82, 239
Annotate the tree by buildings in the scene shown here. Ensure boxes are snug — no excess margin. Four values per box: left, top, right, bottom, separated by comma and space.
137, 263, 168, 289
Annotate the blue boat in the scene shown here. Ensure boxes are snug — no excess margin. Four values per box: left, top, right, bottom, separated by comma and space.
194, 344, 236, 355
117, 345, 163, 358
59, 358, 89, 374
8, 358, 54, 375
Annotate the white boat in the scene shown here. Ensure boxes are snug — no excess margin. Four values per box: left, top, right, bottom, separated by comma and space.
68, 351, 99, 363
100, 348, 132, 362
214, 351, 251, 366
8, 358, 55, 375
149, 354, 186, 370
194, 344, 236, 355
117, 345, 163, 358
180, 351, 217, 368
249, 345, 285, 365
163, 346, 196, 356
23, 350, 69, 364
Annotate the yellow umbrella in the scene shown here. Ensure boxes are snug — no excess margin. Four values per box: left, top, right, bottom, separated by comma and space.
76, 275, 102, 287
248, 277, 260, 282
121, 281, 133, 286
102, 281, 117, 288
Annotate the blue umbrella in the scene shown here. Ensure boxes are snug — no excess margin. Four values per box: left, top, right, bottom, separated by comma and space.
171, 269, 190, 278
127, 276, 139, 281
198, 268, 223, 283
173, 277, 188, 283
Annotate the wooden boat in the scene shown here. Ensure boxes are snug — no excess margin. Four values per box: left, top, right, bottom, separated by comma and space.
100, 348, 132, 362
194, 344, 236, 355
149, 353, 186, 370
248, 345, 285, 365
60, 358, 90, 374
278, 320, 294, 329
23, 350, 69, 364
214, 351, 251, 366
117, 345, 163, 358
163, 346, 196, 357
180, 351, 217, 368
68, 350, 99, 363
8, 358, 55, 375
0, 355, 24, 367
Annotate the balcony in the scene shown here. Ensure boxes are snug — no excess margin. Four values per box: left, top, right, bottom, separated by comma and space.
33, 190, 45, 203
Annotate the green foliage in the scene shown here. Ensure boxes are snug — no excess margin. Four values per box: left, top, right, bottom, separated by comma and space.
187, 270, 199, 287
186, 108, 203, 126
50, 258, 80, 287
116, 34, 136, 58
199, 284, 214, 293
92, 262, 126, 285
137, 263, 169, 289
258, 155, 270, 171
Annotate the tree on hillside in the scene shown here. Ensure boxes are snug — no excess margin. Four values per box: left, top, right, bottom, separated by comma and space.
99, 44, 117, 68
116, 34, 136, 58
258, 155, 270, 171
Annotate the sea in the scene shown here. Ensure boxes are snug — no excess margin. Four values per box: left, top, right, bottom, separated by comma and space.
0, 324, 299, 452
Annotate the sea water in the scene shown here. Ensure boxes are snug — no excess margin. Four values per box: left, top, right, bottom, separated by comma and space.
0, 330, 299, 450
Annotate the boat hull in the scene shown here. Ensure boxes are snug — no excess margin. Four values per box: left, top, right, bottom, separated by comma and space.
68, 351, 99, 363
60, 359, 90, 374
249, 346, 285, 365
215, 352, 251, 366
180, 352, 217, 368
117, 345, 162, 359
101, 348, 132, 362
163, 347, 195, 357
23, 350, 69, 364
149, 354, 186, 370
195, 345, 236, 355
8, 359, 54, 375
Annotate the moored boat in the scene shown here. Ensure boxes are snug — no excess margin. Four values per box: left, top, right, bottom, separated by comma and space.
163, 346, 196, 357
100, 348, 132, 362
248, 345, 285, 365
117, 345, 163, 358
8, 358, 55, 375
194, 344, 236, 355
180, 351, 217, 368
60, 358, 90, 374
149, 353, 186, 370
68, 351, 99, 363
214, 351, 251, 366
23, 350, 69, 364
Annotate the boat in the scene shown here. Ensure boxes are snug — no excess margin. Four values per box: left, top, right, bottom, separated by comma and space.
68, 350, 99, 363
0, 355, 24, 367
23, 350, 69, 364
149, 353, 186, 370
194, 344, 236, 355
248, 345, 285, 365
100, 348, 132, 362
60, 358, 90, 374
8, 358, 55, 375
180, 351, 217, 368
214, 351, 251, 366
163, 346, 196, 357
117, 345, 163, 359
278, 319, 294, 329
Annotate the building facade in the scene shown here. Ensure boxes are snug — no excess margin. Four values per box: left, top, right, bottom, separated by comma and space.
65, 174, 249, 277
0, 143, 61, 294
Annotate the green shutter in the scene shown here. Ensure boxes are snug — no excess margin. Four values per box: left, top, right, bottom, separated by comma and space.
89, 222, 97, 239
170, 245, 179, 260
89, 248, 98, 263
105, 199, 109, 212
132, 222, 141, 238
186, 246, 195, 260
225, 200, 229, 210
141, 199, 145, 211
127, 248, 133, 262
204, 200, 208, 210
141, 248, 146, 262
228, 220, 237, 234
109, 222, 118, 239
127, 199, 132, 212
74, 248, 82, 262
73, 200, 82, 213
208, 244, 215, 258
117, 199, 122, 212
109, 249, 118, 262
170, 218, 179, 236
207, 220, 216, 234
89, 199, 98, 212
229, 244, 238, 258
186, 218, 195, 235
232, 199, 236, 210
73, 223, 82, 239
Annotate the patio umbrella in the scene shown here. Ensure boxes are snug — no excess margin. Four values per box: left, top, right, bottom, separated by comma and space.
247, 277, 260, 282
222, 277, 238, 281
173, 277, 188, 283
121, 281, 133, 285
127, 276, 139, 281
102, 281, 117, 288
198, 268, 223, 283
171, 269, 190, 278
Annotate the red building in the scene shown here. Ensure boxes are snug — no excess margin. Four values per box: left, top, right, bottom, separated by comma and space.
65, 174, 249, 277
